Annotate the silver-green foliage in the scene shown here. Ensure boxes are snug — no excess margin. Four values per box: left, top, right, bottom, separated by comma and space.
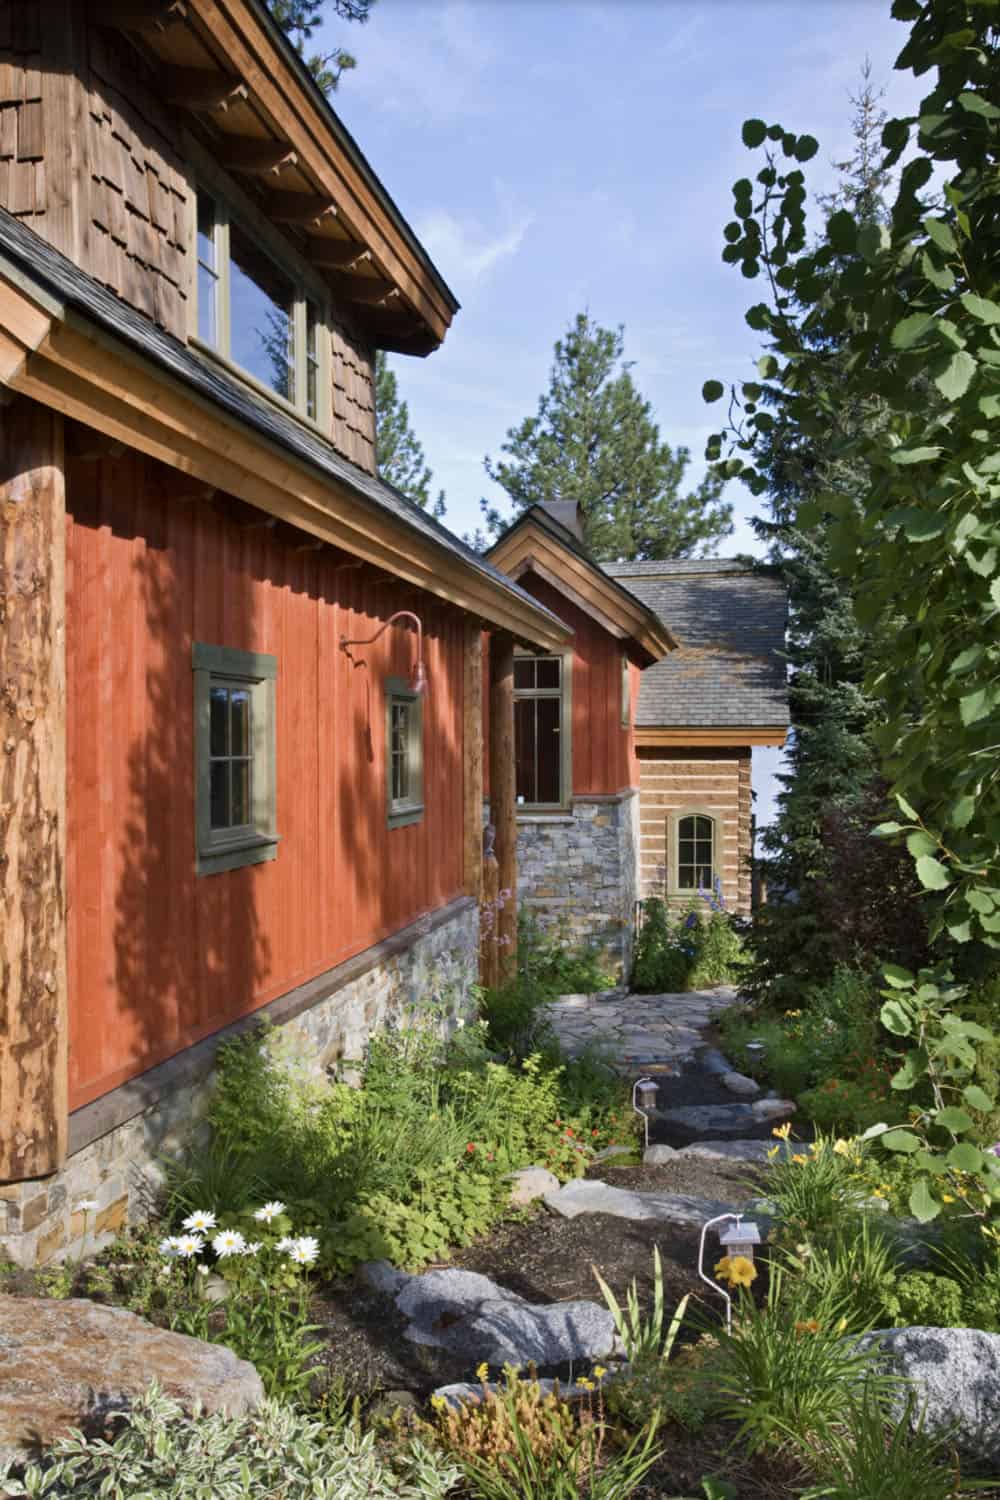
0, 1386, 460, 1500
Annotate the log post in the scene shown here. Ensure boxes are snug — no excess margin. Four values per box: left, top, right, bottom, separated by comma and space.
489, 630, 517, 984
463, 619, 483, 902
479, 840, 500, 990
0, 398, 67, 1180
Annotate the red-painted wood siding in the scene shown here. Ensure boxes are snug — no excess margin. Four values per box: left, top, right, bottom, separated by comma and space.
65, 445, 465, 1111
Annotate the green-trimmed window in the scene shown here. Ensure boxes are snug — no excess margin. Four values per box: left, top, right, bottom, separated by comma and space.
676, 813, 715, 891
386, 677, 424, 828
193, 643, 279, 876
514, 655, 563, 806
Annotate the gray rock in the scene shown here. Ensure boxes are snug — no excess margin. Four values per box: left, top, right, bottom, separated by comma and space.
721, 1071, 761, 1098
592, 1144, 635, 1164
396, 1268, 507, 1330
656, 1103, 755, 1135
698, 1047, 734, 1076
544, 1178, 736, 1226
856, 1327, 1000, 1463
643, 1144, 678, 1165
0, 1297, 264, 1464
359, 1260, 411, 1298
679, 1140, 774, 1163
750, 1097, 796, 1121
509, 1167, 561, 1207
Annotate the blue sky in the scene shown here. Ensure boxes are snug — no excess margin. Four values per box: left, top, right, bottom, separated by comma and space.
327, 0, 927, 823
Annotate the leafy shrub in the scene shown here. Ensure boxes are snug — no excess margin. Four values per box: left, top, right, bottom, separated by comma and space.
632, 897, 692, 993
765, 1136, 869, 1245
778, 1217, 902, 1335
479, 976, 555, 1061
800, 1390, 979, 1500
518, 911, 616, 996
0, 1386, 460, 1500
425, 1366, 662, 1500
632, 894, 745, 993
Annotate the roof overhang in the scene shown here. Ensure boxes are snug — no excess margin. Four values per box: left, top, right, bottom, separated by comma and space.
0, 266, 570, 653
487, 517, 676, 665
636, 727, 788, 748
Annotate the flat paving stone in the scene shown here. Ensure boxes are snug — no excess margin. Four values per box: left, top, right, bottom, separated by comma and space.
678, 1140, 775, 1163
543, 1178, 737, 1226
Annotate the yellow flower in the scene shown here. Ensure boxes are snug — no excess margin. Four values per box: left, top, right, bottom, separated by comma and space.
430, 1395, 447, 1412
476, 1362, 489, 1382
772, 1122, 793, 1141
795, 1318, 820, 1336
767, 1145, 780, 1161
785, 1009, 802, 1017
942, 1194, 955, 1204
837, 1316, 848, 1333
833, 1138, 851, 1156
593, 1366, 607, 1380
715, 1255, 757, 1287
792, 1153, 808, 1165
579, 1378, 594, 1390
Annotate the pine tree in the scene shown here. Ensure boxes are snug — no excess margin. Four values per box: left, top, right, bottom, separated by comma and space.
482, 313, 732, 561
266, 0, 376, 95
375, 352, 446, 516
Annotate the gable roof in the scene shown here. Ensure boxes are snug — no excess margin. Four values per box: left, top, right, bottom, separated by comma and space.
0, 211, 569, 651
603, 559, 789, 736
486, 506, 676, 664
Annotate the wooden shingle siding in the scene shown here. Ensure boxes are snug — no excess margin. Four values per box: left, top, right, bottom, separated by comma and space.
637, 746, 751, 915
330, 314, 375, 473
0, 0, 44, 226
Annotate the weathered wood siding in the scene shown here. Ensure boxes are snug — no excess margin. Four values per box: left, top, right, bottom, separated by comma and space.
65, 439, 465, 1111
0, 1, 377, 474
637, 746, 752, 914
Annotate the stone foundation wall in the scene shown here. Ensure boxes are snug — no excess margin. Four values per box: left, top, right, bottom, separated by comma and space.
0, 899, 478, 1267
517, 793, 638, 981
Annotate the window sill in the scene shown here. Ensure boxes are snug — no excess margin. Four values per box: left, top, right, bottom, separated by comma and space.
388, 802, 425, 830
197, 832, 280, 878
516, 812, 575, 825
190, 337, 333, 447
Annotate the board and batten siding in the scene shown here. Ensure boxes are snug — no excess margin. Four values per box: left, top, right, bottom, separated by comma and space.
0, 1, 377, 474
65, 442, 465, 1112
637, 746, 752, 915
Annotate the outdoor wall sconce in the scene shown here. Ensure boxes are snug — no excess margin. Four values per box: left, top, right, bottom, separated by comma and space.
697, 1211, 762, 1332
340, 609, 428, 695
632, 1076, 659, 1148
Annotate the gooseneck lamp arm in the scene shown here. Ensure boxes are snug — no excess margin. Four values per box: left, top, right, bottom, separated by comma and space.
340, 610, 428, 696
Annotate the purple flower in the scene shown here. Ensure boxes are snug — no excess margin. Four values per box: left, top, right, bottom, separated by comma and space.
685, 913, 698, 929
990, 1143, 1000, 1158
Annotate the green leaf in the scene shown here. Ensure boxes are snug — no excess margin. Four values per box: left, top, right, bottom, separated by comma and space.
935, 1106, 974, 1134
883, 962, 915, 987
924, 218, 957, 254
702, 380, 724, 404
858, 223, 890, 262
873, 821, 904, 836
909, 1178, 941, 1223
827, 210, 856, 254
881, 1000, 913, 1036
895, 794, 920, 822
968, 888, 995, 913
757, 354, 778, 378
934, 350, 977, 401
891, 1050, 928, 1090
741, 119, 768, 148
962, 291, 1000, 324
963, 1084, 995, 1113
883, 1129, 922, 1154
947, 918, 973, 943
960, 685, 995, 725
906, 830, 938, 858
949, 796, 976, 831
891, 312, 935, 349
916, 855, 951, 890
957, 90, 1000, 119
947, 1141, 983, 1173
889, 507, 946, 541
794, 134, 819, 162
891, 446, 943, 465
950, 644, 984, 674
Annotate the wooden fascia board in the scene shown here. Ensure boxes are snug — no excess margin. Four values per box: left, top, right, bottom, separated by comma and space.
0, 281, 566, 651
187, 0, 454, 340
635, 726, 788, 748
490, 523, 675, 661
505, 553, 625, 642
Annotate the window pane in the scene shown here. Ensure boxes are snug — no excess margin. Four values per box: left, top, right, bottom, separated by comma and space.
210, 759, 229, 829
210, 685, 228, 757
536, 657, 560, 690
229, 222, 296, 402
694, 816, 713, 841
678, 863, 696, 889
198, 263, 218, 347
306, 301, 319, 421
514, 697, 536, 802
536, 697, 561, 802
514, 659, 535, 691
391, 701, 409, 802
231, 758, 251, 827
197, 194, 216, 271
230, 688, 250, 757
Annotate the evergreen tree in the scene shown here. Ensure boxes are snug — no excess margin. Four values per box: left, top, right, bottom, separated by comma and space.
375, 352, 446, 516
266, 0, 375, 95
741, 69, 927, 998
481, 313, 732, 561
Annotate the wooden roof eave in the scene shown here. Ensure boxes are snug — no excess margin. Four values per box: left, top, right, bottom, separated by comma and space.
487, 521, 676, 665
635, 726, 789, 748
0, 273, 568, 654
108, 0, 458, 350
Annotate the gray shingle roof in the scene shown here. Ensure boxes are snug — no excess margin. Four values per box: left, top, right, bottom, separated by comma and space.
0, 211, 560, 632
604, 560, 789, 728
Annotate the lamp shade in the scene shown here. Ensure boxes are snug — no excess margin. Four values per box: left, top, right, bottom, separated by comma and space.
409, 657, 428, 696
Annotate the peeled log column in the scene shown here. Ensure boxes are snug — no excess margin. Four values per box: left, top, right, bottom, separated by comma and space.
0, 398, 67, 1180
489, 630, 517, 984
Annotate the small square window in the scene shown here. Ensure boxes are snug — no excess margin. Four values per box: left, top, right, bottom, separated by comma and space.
193, 643, 279, 876
386, 677, 424, 828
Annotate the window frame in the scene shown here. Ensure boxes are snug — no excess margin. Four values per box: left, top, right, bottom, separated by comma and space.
621, 651, 631, 728
193, 642, 279, 876
386, 676, 425, 829
513, 647, 573, 812
670, 807, 718, 895
186, 138, 332, 436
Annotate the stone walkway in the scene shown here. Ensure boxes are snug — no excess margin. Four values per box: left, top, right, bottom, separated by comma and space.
544, 985, 738, 1074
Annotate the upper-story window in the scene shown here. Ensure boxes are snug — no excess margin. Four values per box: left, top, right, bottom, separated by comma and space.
514, 655, 566, 807
195, 189, 325, 425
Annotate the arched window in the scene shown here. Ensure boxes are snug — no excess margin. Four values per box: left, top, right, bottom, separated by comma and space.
676, 813, 715, 891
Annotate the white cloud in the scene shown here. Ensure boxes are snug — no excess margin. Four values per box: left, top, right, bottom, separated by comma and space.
416, 210, 533, 288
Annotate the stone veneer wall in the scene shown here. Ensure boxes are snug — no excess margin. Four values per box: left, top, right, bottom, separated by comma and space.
517, 793, 639, 981
0, 899, 478, 1267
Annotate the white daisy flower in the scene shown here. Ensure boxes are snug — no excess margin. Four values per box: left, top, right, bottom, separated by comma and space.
174, 1234, 203, 1259
252, 1201, 286, 1223
196, 1264, 210, 1277
75, 1198, 99, 1213
181, 1209, 217, 1233
211, 1229, 247, 1259
159, 1236, 182, 1258
244, 1242, 263, 1256
274, 1236, 296, 1253
286, 1235, 319, 1266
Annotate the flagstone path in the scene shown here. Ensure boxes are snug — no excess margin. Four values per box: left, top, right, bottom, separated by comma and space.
544, 985, 738, 1075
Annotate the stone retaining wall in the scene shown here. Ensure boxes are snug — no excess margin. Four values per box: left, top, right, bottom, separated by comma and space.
517, 793, 638, 980
0, 899, 478, 1267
